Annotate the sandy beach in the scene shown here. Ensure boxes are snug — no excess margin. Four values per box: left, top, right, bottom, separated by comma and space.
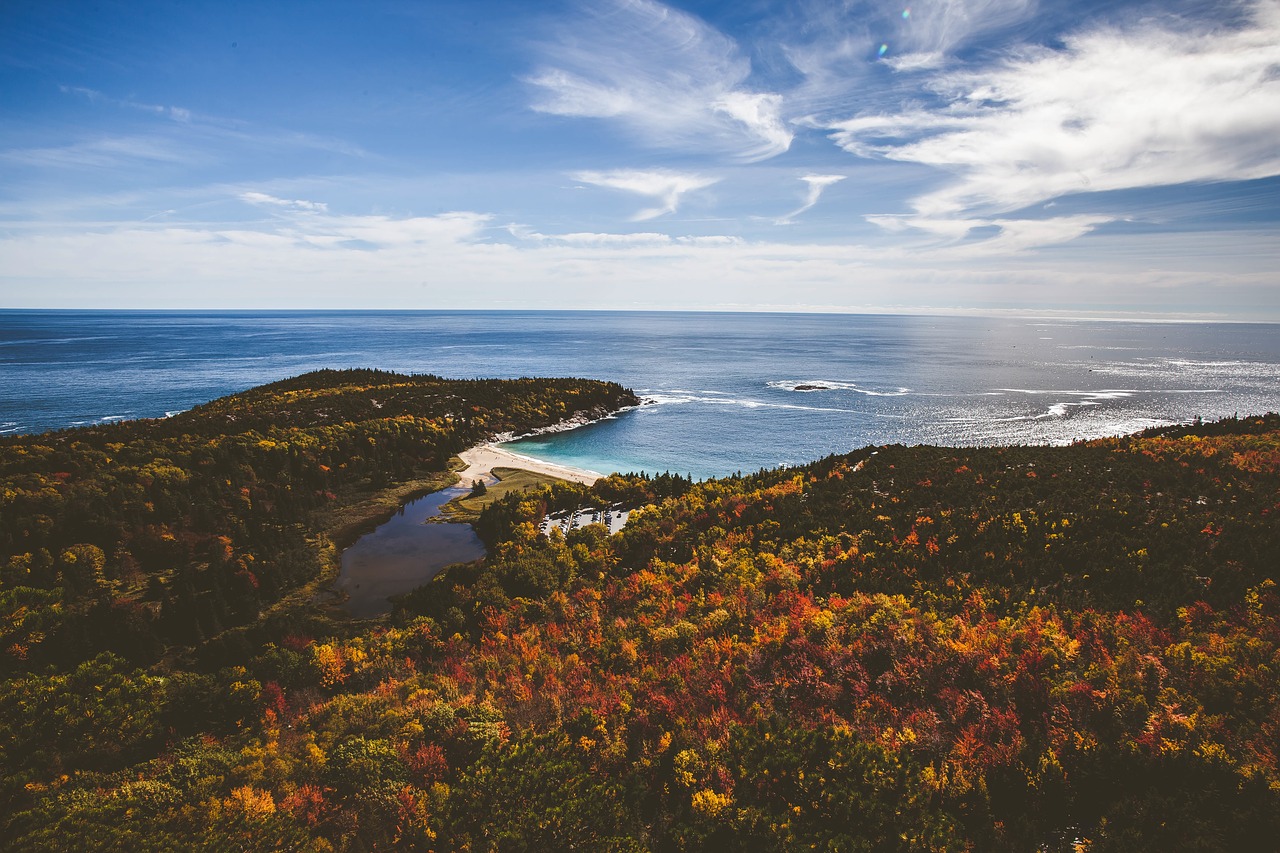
456, 443, 604, 486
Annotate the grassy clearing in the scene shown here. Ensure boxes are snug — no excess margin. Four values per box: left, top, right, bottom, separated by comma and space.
442, 466, 568, 522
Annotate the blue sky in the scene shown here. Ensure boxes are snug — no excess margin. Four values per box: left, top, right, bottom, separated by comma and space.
2, 0, 1278, 318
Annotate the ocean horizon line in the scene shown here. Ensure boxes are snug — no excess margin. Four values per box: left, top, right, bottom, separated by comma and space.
4, 311, 1277, 477
0, 306, 1273, 324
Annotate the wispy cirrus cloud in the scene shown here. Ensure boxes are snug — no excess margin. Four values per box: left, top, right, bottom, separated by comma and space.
778, 0, 1039, 114
868, 212, 1113, 255
507, 226, 674, 246
279, 210, 491, 249
59, 85, 194, 122
47, 84, 368, 165
239, 191, 329, 213
834, 0, 1280, 248
506, 225, 743, 248
526, 0, 792, 161
885, 0, 1038, 65
776, 174, 846, 225
572, 169, 719, 220
1, 136, 199, 170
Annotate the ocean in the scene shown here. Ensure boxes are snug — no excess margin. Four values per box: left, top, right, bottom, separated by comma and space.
3, 310, 1278, 480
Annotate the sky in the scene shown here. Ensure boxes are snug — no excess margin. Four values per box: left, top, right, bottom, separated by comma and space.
1, 0, 1278, 319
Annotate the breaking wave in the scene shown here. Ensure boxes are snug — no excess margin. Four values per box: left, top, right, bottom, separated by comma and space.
766, 380, 911, 396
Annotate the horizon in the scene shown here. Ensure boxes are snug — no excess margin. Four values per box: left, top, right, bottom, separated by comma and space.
2, 306, 1277, 325
6, 309, 1278, 453
2, 0, 1278, 319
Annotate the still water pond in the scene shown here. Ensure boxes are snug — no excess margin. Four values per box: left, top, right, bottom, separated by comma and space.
335, 486, 485, 618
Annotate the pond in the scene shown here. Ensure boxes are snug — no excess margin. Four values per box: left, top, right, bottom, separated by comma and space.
334, 485, 486, 618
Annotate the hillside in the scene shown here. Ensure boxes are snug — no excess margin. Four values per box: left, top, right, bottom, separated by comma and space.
2, 402, 1277, 851
0, 369, 638, 670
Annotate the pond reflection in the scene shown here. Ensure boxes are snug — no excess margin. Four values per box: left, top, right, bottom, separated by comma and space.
335, 485, 485, 618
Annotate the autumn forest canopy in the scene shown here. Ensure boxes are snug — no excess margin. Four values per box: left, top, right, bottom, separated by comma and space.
1, 370, 1278, 851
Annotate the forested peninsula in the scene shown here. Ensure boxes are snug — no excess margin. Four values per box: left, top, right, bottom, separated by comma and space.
1, 374, 1277, 851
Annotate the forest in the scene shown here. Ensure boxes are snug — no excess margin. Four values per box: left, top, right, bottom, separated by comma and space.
1, 375, 1277, 851
0, 369, 637, 669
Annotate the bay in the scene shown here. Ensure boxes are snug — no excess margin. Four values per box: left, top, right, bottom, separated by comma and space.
2, 309, 1278, 480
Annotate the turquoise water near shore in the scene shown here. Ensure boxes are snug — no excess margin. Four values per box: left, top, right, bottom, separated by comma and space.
3, 310, 1279, 480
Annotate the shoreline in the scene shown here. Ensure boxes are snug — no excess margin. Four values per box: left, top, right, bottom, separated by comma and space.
455, 402, 631, 486
455, 443, 604, 486
489, 400, 644, 444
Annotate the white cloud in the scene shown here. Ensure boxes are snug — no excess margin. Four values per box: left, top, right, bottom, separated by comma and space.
892, 0, 1038, 58
1, 204, 1276, 318
833, 0, 1280, 223
863, 212, 1113, 253
511, 227, 674, 246
59, 85, 194, 122
711, 92, 793, 161
210, 204, 492, 251
777, 0, 1038, 116
239, 191, 329, 213
572, 169, 719, 220
676, 235, 741, 246
232, 190, 491, 246
318, 211, 492, 247
776, 174, 846, 224
3, 136, 198, 169
50, 84, 368, 165
864, 213, 977, 239
527, 0, 792, 161
959, 215, 1114, 256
